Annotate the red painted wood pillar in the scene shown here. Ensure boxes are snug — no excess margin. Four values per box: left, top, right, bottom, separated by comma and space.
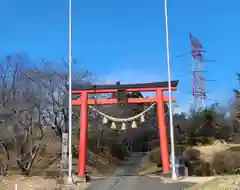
78, 92, 88, 176
156, 88, 170, 173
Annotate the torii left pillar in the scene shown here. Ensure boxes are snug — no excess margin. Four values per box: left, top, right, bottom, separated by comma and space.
78, 91, 88, 176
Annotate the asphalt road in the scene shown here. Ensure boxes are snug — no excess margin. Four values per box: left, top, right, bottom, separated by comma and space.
86, 153, 196, 190
87, 176, 195, 190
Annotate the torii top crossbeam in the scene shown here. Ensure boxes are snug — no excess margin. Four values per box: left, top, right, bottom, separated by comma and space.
72, 80, 178, 105
72, 80, 178, 92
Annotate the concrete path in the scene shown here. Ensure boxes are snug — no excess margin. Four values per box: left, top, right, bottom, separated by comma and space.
87, 153, 196, 190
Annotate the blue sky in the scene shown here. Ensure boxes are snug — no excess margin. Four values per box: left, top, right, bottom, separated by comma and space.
0, 0, 239, 112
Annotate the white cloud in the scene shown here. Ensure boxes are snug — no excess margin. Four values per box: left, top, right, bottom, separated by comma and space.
98, 69, 168, 97
95, 68, 193, 113
98, 69, 168, 85
174, 104, 190, 114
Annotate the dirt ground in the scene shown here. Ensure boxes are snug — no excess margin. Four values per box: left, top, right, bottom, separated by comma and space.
0, 174, 95, 190
0, 175, 59, 190
0, 147, 117, 189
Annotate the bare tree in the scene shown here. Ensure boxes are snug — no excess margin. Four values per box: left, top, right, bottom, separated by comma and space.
0, 54, 93, 175
0, 55, 35, 174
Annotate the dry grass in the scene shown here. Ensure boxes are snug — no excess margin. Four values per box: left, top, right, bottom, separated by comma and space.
192, 140, 235, 162
0, 127, 117, 180
138, 140, 240, 177
183, 141, 240, 176
179, 141, 240, 189
0, 148, 115, 189
137, 144, 185, 175
137, 153, 158, 174
184, 175, 240, 190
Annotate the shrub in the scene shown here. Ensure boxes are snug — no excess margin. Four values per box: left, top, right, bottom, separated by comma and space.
188, 159, 212, 176
72, 145, 78, 159
149, 148, 162, 167
182, 148, 213, 176
200, 137, 215, 145
87, 136, 99, 151
212, 148, 240, 174
228, 146, 240, 152
110, 143, 126, 160
184, 158, 212, 176
182, 148, 201, 162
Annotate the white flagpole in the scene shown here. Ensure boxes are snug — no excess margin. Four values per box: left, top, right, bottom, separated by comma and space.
68, 0, 73, 184
163, 0, 177, 180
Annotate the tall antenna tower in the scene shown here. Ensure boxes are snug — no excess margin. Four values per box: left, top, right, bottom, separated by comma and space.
189, 33, 206, 110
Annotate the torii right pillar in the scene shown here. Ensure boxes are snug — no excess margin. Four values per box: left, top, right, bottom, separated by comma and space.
156, 88, 171, 173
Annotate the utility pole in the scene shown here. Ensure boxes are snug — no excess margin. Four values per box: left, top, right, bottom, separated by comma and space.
67, 0, 73, 184
163, 0, 177, 180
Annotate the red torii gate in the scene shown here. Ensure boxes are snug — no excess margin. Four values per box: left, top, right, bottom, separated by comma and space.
72, 80, 178, 177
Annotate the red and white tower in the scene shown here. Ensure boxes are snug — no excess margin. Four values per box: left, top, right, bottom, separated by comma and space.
189, 33, 206, 110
